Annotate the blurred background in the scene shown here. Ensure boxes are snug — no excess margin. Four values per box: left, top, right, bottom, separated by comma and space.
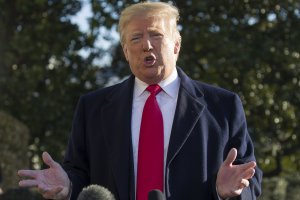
0, 0, 299, 199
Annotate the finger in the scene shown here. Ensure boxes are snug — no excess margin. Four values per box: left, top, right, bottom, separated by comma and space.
223, 148, 237, 166
241, 168, 255, 180
240, 179, 249, 188
238, 161, 256, 172
37, 186, 47, 194
42, 152, 58, 168
18, 170, 38, 179
19, 179, 39, 187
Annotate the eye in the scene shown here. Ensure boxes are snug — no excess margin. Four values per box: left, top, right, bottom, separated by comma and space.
130, 35, 142, 42
151, 33, 162, 37
131, 37, 139, 41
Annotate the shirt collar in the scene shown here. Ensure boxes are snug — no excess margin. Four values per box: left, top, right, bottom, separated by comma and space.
133, 68, 180, 99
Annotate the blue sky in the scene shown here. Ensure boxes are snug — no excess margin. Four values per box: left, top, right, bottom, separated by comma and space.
70, 2, 120, 66
71, 1, 92, 33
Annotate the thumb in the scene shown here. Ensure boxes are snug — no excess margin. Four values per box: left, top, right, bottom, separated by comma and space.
223, 148, 237, 166
42, 152, 58, 168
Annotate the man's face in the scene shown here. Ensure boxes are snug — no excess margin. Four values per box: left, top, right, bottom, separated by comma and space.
122, 16, 180, 84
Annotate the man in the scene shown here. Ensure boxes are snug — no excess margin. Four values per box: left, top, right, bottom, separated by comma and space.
18, 2, 262, 200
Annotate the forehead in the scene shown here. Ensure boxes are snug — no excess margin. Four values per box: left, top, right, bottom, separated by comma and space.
125, 16, 168, 32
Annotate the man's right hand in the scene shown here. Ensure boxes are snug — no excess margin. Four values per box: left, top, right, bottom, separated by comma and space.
18, 152, 71, 200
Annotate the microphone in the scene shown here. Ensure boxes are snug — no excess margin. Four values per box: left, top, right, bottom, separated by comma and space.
148, 189, 165, 200
77, 184, 115, 200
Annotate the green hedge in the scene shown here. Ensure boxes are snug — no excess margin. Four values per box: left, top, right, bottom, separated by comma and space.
260, 175, 300, 200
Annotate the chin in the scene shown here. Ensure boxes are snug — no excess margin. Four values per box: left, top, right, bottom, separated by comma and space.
144, 74, 164, 84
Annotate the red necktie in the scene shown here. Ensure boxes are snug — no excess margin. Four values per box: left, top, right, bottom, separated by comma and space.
137, 84, 164, 200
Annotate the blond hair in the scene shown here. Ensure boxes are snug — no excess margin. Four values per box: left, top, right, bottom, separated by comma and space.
118, 1, 181, 46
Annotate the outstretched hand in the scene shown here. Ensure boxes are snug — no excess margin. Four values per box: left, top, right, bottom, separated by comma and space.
216, 148, 256, 199
18, 152, 71, 200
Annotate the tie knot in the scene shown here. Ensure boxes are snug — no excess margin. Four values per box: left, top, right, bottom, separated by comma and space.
146, 84, 162, 95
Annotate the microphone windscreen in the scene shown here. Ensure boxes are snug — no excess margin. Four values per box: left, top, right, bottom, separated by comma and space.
77, 184, 115, 200
148, 189, 165, 200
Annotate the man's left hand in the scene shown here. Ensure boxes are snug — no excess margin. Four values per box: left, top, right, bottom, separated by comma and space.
216, 148, 256, 199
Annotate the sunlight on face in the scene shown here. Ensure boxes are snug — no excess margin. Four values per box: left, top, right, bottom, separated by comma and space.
122, 16, 180, 84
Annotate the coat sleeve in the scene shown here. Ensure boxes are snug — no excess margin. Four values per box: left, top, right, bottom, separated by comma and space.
212, 94, 262, 200
63, 96, 90, 200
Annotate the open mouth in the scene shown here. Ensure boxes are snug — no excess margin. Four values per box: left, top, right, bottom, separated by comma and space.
144, 55, 156, 66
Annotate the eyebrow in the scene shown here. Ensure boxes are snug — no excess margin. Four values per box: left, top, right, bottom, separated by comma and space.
129, 28, 164, 39
148, 27, 165, 34
129, 32, 143, 37
149, 29, 163, 34
131, 32, 142, 36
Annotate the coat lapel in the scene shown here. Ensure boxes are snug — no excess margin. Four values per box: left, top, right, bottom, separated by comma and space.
100, 76, 135, 200
166, 68, 205, 166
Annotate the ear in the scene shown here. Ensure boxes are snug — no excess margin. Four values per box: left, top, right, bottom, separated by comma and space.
173, 38, 181, 55
122, 44, 129, 61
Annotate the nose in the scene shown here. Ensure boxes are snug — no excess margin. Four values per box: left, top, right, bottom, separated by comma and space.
142, 38, 153, 52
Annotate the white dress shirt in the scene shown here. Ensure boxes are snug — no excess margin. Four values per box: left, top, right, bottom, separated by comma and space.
131, 68, 180, 190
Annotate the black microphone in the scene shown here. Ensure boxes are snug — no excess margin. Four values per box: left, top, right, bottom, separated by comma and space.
148, 189, 165, 200
77, 184, 115, 200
